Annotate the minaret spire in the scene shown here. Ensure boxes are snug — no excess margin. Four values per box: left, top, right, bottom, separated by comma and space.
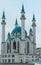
2, 10, 6, 19
32, 14, 36, 22
1, 11, 6, 54
1, 11, 6, 42
32, 14, 36, 28
21, 4, 25, 13
32, 14, 36, 54
20, 5, 26, 54
20, 4, 26, 39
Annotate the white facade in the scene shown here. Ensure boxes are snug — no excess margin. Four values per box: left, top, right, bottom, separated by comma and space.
1, 5, 37, 63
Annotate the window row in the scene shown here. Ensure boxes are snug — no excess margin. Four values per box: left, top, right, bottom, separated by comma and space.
2, 55, 14, 57
3, 59, 14, 63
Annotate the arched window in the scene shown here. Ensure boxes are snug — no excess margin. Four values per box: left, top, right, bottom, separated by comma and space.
8, 59, 10, 63
13, 40, 16, 49
7, 43, 9, 53
21, 59, 22, 63
18, 41, 19, 53
27, 42, 29, 54
7, 43, 9, 49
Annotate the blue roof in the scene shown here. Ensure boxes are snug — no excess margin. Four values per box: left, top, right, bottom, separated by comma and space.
9, 37, 14, 41
12, 26, 21, 33
11, 26, 27, 34
30, 28, 32, 32
32, 14, 36, 21
8, 32, 10, 39
8, 32, 14, 41
2, 10, 5, 19
21, 4, 25, 13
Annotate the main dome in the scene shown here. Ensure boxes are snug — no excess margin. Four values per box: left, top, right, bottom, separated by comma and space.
11, 26, 27, 35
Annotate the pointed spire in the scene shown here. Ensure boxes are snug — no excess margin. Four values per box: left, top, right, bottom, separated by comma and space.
32, 14, 36, 21
29, 28, 33, 36
15, 19, 18, 25
30, 28, 32, 32
2, 10, 5, 19
32, 14, 36, 27
21, 4, 25, 13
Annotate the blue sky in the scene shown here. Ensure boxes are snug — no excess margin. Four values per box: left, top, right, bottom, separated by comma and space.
0, 0, 41, 53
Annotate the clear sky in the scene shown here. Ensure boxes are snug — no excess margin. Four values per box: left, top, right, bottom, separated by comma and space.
0, 0, 41, 53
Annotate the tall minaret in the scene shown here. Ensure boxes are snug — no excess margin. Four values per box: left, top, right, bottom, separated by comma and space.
1, 11, 6, 54
32, 14, 36, 54
20, 4, 26, 39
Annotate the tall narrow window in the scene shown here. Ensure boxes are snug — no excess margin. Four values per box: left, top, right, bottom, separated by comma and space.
21, 59, 22, 63
27, 42, 29, 54
5, 59, 7, 63
12, 59, 14, 63
10, 41, 11, 53
7, 43, 9, 53
13, 40, 16, 49
18, 41, 19, 53
8, 59, 10, 63
3, 60, 4, 63
7, 43, 9, 49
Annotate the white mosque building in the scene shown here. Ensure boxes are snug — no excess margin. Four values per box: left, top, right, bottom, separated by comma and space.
0, 5, 38, 63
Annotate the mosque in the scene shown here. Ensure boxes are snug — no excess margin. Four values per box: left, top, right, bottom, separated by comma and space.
0, 5, 38, 63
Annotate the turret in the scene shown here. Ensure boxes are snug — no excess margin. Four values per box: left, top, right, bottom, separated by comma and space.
1, 11, 6, 54
20, 4, 26, 39
32, 14, 36, 54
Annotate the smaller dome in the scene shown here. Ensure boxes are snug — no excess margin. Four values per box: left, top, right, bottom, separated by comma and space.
8, 32, 10, 38
8, 33, 10, 35
30, 28, 32, 32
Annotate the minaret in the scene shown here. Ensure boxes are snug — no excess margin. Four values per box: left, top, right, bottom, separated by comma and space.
20, 4, 26, 39
15, 19, 18, 27
32, 14, 36, 54
1, 11, 6, 54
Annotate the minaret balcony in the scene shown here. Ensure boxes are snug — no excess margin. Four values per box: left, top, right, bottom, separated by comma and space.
20, 15, 26, 20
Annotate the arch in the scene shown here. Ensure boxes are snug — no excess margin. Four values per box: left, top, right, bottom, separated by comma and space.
27, 42, 29, 54
13, 40, 16, 49
21, 59, 22, 63
7, 43, 9, 53
7, 43, 9, 49
18, 41, 19, 53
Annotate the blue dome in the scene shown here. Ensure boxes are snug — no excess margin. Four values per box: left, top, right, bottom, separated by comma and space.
11, 26, 21, 33
11, 26, 27, 34
30, 28, 32, 32
8, 32, 10, 38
